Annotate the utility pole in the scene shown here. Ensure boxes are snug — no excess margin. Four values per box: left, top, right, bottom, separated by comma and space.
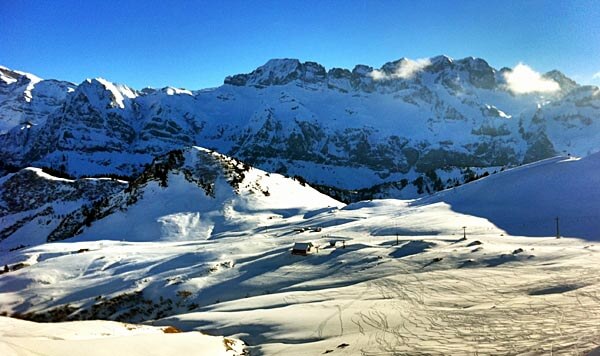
462, 226, 467, 239
555, 217, 560, 239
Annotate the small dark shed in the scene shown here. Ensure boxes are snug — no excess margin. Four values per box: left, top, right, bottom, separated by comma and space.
292, 242, 314, 256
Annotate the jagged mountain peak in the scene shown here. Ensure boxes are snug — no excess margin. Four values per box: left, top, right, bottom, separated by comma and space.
138, 85, 194, 97
0, 65, 44, 104
0, 66, 20, 85
420, 55, 496, 81
0, 65, 42, 86
160, 86, 193, 96
543, 70, 578, 92
429, 54, 454, 67
133, 146, 327, 199
131, 146, 250, 191
365, 55, 497, 91
223, 55, 509, 91
454, 56, 493, 71
224, 58, 327, 87
0, 66, 75, 134
374, 55, 490, 74
261, 58, 303, 71
72, 78, 138, 109
351, 64, 374, 75
379, 58, 408, 74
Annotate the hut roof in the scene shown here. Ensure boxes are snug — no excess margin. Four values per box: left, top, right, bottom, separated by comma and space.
293, 242, 313, 250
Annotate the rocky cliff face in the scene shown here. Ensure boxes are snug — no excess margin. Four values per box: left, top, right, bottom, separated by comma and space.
1, 56, 599, 199
0, 66, 74, 133
0, 168, 126, 250
41, 146, 341, 244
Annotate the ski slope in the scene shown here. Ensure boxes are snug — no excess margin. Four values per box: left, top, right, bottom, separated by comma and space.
2, 152, 600, 354
423, 153, 600, 239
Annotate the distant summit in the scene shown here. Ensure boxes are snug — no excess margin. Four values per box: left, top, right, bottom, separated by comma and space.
224, 55, 550, 93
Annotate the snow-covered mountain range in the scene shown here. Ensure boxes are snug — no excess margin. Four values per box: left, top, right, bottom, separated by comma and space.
3, 57, 600, 353
1, 56, 599, 200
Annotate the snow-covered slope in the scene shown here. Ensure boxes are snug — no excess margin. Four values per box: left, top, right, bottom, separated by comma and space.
5, 146, 342, 246
68, 146, 342, 243
0, 316, 246, 356
420, 152, 600, 239
1, 56, 599, 199
2, 148, 600, 354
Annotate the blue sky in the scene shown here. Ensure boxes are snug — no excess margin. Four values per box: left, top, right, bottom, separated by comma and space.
1, 0, 599, 89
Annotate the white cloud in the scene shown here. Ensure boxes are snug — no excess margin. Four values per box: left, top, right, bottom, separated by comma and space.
593, 72, 600, 80
370, 58, 432, 81
395, 58, 432, 79
369, 69, 387, 81
503, 63, 560, 94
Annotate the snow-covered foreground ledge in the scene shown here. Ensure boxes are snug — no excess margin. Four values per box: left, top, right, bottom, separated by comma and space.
0, 316, 246, 356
